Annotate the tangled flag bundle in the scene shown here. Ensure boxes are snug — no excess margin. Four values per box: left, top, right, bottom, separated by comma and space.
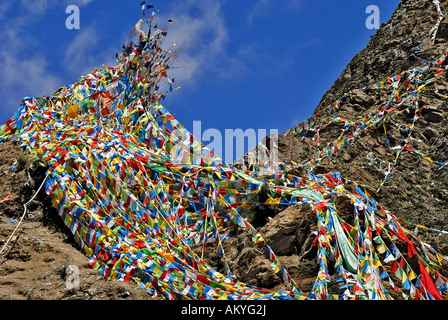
1, 3, 448, 300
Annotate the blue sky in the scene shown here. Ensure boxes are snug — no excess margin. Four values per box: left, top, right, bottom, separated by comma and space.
0, 0, 400, 162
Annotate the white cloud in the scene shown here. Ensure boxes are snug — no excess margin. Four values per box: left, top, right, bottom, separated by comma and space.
0, 2, 13, 20
288, 0, 302, 10
0, 0, 112, 106
64, 26, 98, 73
62, 0, 94, 7
0, 1, 63, 118
78, 0, 94, 6
0, 52, 61, 97
0, 44, 61, 118
62, 24, 118, 81
158, 0, 231, 83
247, 0, 270, 25
19, 0, 62, 17
59, 0, 93, 7
247, 0, 302, 24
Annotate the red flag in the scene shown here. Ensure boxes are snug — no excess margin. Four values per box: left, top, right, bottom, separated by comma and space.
314, 201, 328, 211
390, 260, 399, 274
435, 68, 445, 77
418, 259, 443, 300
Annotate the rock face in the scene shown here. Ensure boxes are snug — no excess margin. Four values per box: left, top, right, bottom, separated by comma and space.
2, 0, 448, 301
212, 0, 448, 297
207, 204, 321, 293
278, 0, 448, 256
0, 141, 157, 300
316, 0, 448, 111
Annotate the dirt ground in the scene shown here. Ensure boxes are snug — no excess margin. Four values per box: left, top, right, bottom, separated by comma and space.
0, 141, 155, 300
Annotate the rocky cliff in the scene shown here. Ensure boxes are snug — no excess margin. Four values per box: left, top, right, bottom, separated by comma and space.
1, 0, 448, 301
278, 0, 448, 248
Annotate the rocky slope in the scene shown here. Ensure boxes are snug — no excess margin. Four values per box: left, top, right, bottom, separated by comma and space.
0, 141, 157, 299
278, 0, 448, 251
1, 0, 448, 301
224, 0, 448, 299
316, 0, 448, 111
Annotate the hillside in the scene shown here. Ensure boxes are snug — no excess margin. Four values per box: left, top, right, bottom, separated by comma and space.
1, 0, 448, 301
279, 0, 448, 248
0, 141, 158, 299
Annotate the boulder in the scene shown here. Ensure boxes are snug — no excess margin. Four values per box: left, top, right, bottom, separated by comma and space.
423, 108, 444, 123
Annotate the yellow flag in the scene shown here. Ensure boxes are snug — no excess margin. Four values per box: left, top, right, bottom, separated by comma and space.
376, 242, 388, 254
401, 271, 408, 284
253, 233, 264, 244
56, 165, 65, 174
241, 202, 251, 211
437, 254, 444, 265
67, 103, 79, 119
265, 197, 281, 205
374, 259, 383, 268
110, 270, 119, 281
272, 260, 281, 273
408, 269, 417, 281
218, 196, 227, 207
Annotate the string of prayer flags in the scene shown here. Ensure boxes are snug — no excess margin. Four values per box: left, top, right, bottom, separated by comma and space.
1, 2, 448, 300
